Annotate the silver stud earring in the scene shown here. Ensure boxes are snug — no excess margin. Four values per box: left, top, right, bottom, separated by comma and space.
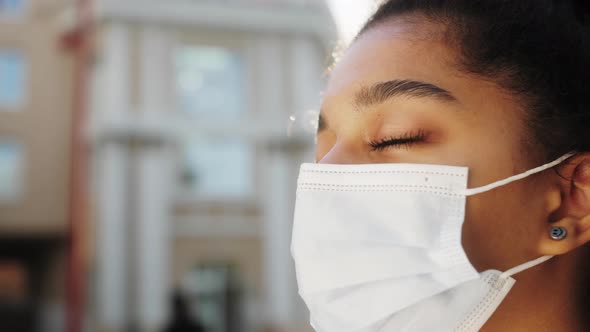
550, 226, 567, 240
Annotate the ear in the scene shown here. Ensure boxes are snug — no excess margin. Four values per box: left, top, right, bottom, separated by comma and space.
537, 153, 590, 255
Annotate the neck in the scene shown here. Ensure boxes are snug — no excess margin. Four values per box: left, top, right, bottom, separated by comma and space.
481, 249, 590, 331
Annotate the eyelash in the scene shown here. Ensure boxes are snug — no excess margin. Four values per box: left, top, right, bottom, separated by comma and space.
368, 129, 427, 151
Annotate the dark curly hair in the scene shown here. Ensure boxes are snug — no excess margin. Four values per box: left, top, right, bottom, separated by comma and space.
358, 0, 590, 160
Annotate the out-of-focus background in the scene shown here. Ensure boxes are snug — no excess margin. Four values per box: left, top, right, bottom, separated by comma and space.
0, 0, 377, 332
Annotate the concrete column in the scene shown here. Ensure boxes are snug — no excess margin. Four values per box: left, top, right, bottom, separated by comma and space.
257, 35, 319, 330
134, 142, 174, 332
262, 138, 309, 331
93, 23, 132, 331
255, 36, 296, 328
134, 25, 174, 332
287, 37, 325, 322
289, 37, 323, 118
95, 144, 130, 331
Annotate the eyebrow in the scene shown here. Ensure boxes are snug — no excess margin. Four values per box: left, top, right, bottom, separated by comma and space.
354, 79, 457, 108
317, 79, 457, 133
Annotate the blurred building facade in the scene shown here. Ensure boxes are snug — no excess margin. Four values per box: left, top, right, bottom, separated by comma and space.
0, 0, 76, 331
89, 1, 336, 332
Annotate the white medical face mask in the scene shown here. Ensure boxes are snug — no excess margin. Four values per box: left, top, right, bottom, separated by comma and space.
291, 153, 574, 332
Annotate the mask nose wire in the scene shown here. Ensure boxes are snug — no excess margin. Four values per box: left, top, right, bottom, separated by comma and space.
460, 152, 577, 197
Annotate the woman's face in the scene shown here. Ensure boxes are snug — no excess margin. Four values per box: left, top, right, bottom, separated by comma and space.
316, 20, 559, 271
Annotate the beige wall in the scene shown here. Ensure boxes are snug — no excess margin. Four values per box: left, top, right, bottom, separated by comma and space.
0, 0, 74, 234
0, 2, 76, 328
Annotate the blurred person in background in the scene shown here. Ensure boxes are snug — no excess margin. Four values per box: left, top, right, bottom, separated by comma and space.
163, 290, 206, 332
290, 0, 590, 331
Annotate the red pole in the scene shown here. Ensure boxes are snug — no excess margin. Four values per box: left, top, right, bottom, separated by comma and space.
65, 0, 92, 331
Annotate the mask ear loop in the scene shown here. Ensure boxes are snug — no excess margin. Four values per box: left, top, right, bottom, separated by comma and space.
500, 255, 553, 279
461, 152, 577, 196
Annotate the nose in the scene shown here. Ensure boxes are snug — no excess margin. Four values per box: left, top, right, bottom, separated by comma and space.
318, 142, 363, 164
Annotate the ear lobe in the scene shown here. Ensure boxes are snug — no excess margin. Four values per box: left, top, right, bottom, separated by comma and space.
537, 219, 580, 255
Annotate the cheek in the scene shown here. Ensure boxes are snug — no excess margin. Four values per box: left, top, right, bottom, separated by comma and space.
461, 183, 548, 271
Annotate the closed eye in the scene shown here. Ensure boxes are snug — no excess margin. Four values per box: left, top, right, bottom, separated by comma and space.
368, 129, 427, 151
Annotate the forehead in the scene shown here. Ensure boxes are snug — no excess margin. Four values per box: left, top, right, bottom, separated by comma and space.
325, 20, 462, 103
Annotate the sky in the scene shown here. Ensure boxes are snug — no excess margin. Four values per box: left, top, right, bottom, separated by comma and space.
327, 0, 378, 43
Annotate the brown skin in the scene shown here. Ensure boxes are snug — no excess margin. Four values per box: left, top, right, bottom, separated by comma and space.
316, 18, 590, 331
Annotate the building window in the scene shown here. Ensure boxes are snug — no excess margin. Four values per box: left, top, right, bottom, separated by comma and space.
175, 46, 253, 198
0, 140, 24, 201
176, 46, 246, 120
0, 0, 26, 17
0, 50, 26, 109
182, 137, 253, 197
